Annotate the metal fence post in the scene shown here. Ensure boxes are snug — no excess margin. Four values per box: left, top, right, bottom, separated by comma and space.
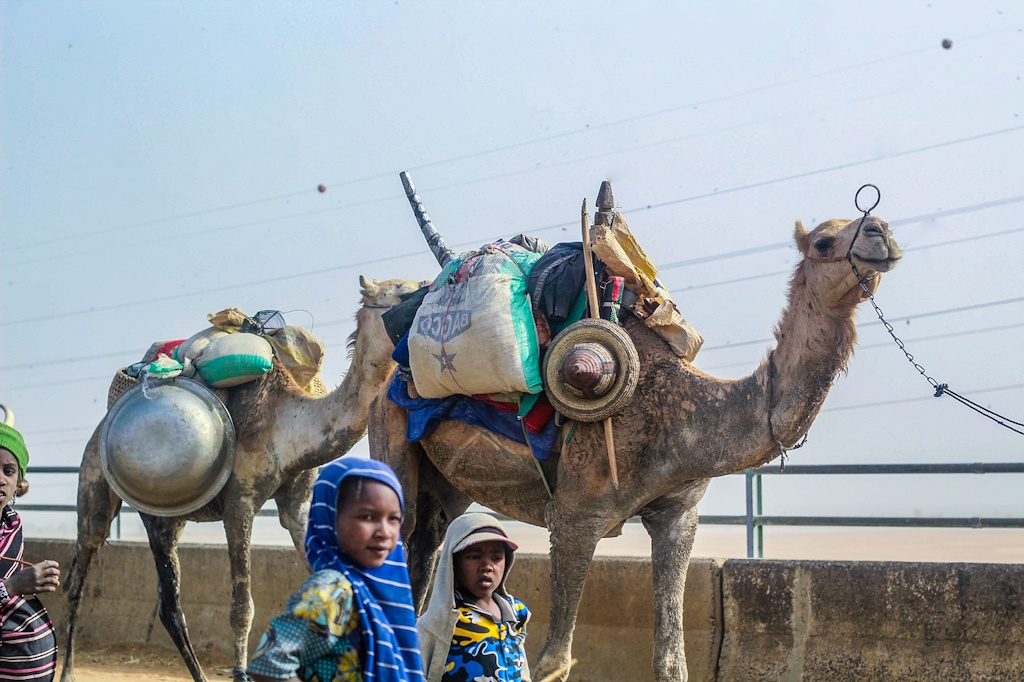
745, 469, 754, 558
756, 471, 764, 558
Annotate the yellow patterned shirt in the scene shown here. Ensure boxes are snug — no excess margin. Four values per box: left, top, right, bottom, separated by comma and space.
248, 569, 364, 681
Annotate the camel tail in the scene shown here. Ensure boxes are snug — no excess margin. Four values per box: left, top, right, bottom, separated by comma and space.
400, 170, 455, 268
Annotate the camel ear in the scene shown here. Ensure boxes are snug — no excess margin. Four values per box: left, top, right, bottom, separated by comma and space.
794, 220, 811, 256
359, 275, 379, 299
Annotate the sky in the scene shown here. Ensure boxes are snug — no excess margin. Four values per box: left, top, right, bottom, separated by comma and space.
2, 1, 1022, 543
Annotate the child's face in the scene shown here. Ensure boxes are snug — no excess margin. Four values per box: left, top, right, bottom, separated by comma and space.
0, 450, 18, 508
335, 480, 402, 569
454, 540, 507, 602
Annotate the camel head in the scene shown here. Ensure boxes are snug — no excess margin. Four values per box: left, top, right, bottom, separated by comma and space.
357, 275, 427, 309
351, 275, 430, 368
793, 216, 901, 307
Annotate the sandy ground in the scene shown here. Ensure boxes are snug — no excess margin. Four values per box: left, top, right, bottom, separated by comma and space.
51, 525, 1024, 680
56, 644, 234, 681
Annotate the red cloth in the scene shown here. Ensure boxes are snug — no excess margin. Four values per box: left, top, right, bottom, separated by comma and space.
470, 393, 556, 435
522, 394, 556, 434
142, 339, 186, 363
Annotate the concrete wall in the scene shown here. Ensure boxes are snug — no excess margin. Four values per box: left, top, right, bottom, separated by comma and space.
32, 540, 1023, 681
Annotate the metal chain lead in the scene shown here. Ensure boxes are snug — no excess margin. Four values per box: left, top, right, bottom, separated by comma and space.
848, 186, 1024, 437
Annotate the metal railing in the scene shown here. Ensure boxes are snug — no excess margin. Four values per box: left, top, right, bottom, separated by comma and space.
738, 462, 1024, 558
22, 463, 1024, 558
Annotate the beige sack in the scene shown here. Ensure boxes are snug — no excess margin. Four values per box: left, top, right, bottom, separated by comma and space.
590, 211, 704, 362
643, 299, 703, 363
266, 326, 326, 391
207, 307, 249, 330
206, 308, 326, 391
175, 327, 229, 363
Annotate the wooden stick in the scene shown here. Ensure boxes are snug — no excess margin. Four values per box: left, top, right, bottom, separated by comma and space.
581, 199, 619, 488
580, 199, 601, 318
6, 557, 34, 568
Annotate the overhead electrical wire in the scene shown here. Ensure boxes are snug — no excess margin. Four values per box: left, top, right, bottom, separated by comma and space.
3, 187, 1023, 331
7, 123, 1022, 270
5, 23, 1019, 255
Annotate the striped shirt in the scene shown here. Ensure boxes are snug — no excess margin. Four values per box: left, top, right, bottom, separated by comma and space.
0, 506, 57, 681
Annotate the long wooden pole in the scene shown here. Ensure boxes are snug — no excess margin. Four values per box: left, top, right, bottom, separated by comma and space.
581, 199, 619, 488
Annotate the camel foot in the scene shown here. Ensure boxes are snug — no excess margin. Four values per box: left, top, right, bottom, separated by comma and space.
232, 666, 251, 681
535, 655, 574, 682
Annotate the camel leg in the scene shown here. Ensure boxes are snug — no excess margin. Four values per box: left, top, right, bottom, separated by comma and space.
61, 428, 122, 682
404, 460, 471, 612
535, 510, 605, 682
369, 396, 435, 608
273, 470, 315, 564
405, 486, 446, 611
641, 501, 702, 682
140, 513, 208, 682
221, 497, 258, 681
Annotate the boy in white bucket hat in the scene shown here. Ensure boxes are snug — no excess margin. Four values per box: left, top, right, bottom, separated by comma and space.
417, 512, 531, 681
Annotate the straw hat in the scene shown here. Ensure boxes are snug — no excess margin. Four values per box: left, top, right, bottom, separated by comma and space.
542, 318, 640, 422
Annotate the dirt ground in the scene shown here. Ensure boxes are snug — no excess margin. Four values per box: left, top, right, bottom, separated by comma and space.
56, 644, 234, 681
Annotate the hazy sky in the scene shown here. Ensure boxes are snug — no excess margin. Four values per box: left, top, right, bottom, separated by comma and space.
2, 1, 1022, 536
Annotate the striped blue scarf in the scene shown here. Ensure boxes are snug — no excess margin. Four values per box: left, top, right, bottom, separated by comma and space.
304, 457, 424, 682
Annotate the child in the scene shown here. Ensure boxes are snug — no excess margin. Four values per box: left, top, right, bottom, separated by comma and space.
417, 512, 531, 682
247, 458, 424, 682
0, 422, 60, 682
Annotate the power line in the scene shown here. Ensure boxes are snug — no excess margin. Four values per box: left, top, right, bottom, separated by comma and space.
9, 121, 1023, 272
3, 291, 1022, 386
3, 222, 1023, 374
10, 29, 993, 254
823, 383, 1024, 413
698, 321, 1024, 372
658, 195, 1024, 271
4, 181, 1023, 331
697, 296, 1024, 353
628, 125, 1024, 216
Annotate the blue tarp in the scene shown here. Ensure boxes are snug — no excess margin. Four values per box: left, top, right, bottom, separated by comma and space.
387, 335, 559, 460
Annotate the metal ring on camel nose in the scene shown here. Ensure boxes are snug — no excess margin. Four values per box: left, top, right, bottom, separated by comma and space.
543, 318, 640, 422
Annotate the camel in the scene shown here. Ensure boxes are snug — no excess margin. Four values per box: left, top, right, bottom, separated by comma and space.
60, 275, 428, 682
368, 194, 902, 681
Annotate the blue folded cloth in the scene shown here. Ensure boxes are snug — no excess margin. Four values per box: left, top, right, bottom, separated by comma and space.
385, 372, 559, 461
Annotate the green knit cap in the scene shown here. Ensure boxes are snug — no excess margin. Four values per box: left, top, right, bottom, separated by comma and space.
0, 423, 29, 480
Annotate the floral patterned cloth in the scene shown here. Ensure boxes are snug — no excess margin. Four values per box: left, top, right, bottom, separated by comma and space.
247, 569, 363, 681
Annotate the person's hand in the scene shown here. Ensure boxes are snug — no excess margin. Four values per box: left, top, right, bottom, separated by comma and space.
5, 560, 60, 595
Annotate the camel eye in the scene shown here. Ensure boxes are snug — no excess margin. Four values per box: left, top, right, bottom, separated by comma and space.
814, 238, 833, 254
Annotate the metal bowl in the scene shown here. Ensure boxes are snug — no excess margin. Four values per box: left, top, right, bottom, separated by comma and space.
99, 377, 236, 516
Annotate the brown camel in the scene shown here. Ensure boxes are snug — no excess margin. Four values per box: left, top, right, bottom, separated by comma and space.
368, 202, 901, 681
60, 275, 428, 682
